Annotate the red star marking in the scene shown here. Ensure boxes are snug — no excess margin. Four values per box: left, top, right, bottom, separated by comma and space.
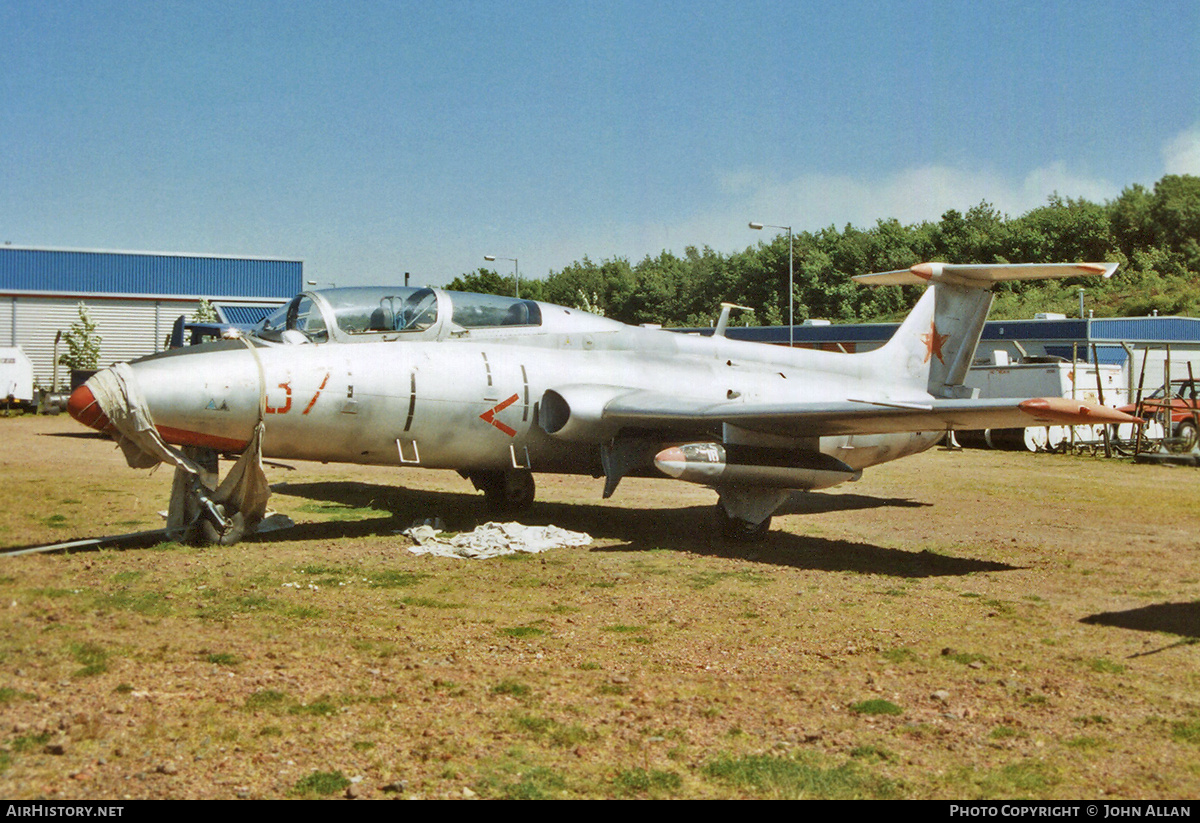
922, 321, 950, 365
479, 393, 521, 437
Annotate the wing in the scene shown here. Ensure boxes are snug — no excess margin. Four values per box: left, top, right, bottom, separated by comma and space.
599, 391, 1139, 439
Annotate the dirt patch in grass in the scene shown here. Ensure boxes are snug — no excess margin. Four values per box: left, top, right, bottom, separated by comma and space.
1, 414, 1198, 798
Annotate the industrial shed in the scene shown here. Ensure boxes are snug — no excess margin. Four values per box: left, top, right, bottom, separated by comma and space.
0, 246, 301, 388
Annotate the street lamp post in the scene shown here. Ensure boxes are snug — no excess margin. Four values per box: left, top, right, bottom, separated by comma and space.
749, 222, 794, 347
484, 255, 520, 299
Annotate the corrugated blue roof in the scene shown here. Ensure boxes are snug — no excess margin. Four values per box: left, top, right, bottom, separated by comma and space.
1043, 345, 1129, 365
982, 318, 1088, 341
0, 247, 301, 298
1090, 316, 1200, 343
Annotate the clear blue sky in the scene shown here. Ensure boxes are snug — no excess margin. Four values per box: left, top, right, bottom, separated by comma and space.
3, 0, 1198, 289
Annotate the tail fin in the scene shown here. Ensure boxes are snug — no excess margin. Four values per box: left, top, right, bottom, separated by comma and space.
858, 262, 1118, 399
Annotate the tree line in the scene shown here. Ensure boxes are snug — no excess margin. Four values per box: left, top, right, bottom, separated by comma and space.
449, 174, 1200, 326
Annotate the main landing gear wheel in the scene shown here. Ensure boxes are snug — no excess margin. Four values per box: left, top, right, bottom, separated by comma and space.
472, 470, 536, 515
714, 504, 772, 542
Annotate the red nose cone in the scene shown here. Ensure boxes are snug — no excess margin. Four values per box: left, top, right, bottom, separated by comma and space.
67, 383, 111, 432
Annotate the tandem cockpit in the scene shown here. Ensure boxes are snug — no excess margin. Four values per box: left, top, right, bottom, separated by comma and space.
253, 286, 544, 345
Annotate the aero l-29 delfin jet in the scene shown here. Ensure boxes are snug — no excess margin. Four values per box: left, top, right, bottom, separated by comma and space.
67, 261, 1139, 544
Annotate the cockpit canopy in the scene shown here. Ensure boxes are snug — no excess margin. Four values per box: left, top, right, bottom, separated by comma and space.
254, 287, 542, 344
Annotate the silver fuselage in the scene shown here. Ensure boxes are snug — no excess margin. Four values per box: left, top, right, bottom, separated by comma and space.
127, 289, 939, 481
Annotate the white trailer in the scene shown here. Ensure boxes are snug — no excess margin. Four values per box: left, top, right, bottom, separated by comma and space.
959, 351, 1133, 451
0, 346, 34, 404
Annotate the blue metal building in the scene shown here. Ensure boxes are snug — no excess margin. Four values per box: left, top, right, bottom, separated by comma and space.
0, 246, 302, 387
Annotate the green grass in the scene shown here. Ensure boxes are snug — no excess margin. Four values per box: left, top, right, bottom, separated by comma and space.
601, 623, 652, 643
242, 689, 344, 718
989, 725, 1027, 740
500, 625, 546, 639
498, 766, 566, 799
146, 541, 188, 552
70, 641, 110, 678
0, 687, 35, 703
289, 696, 340, 717
1170, 720, 1200, 744
703, 753, 896, 799
295, 502, 389, 521
688, 570, 771, 590
9, 731, 52, 753
492, 679, 531, 698
399, 596, 463, 609
190, 590, 284, 622
942, 650, 990, 666
296, 563, 357, 586
613, 767, 682, 797
974, 760, 1061, 797
243, 689, 290, 713
110, 571, 144, 584
367, 570, 428, 589
297, 563, 352, 576
29, 587, 79, 599
512, 714, 593, 747
879, 648, 920, 664
850, 699, 902, 716
93, 590, 172, 616
472, 749, 570, 800
849, 745, 893, 763
1088, 658, 1126, 675
289, 770, 351, 797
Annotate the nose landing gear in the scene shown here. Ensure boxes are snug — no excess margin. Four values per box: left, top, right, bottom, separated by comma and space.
172, 446, 246, 546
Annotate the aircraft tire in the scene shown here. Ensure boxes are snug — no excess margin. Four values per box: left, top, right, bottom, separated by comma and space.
714, 504, 771, 542
477, 470, 536, 514
199, 508, 245, 547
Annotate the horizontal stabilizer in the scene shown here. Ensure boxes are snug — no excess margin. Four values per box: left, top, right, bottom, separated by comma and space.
853, 261, 1118, 288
